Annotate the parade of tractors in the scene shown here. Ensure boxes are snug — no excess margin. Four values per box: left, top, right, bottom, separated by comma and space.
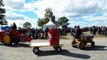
0, 1, 96, 55
2, 1, 107, 60
0, 24, 96, 54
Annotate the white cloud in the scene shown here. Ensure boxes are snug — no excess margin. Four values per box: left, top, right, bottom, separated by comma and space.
5, 11, 25, 20
4, 0, 24, 10
82, 15, 107, 21
68, 20, 91, 27
4, 0, 35, 11
7, 20, 24, 27
7, 18, 38, 28
5, 11, 26, 27
3, 0, 107, 27
33, 0, 104, 18
33, 0, 107, 27
23, 3, 35, 11
5, 11, 38, 28
3, 0, 38, 28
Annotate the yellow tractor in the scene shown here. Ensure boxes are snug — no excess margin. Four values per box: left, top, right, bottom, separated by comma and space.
71, 34, 95, 49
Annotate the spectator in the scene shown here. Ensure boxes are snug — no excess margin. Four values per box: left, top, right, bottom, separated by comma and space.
45, 28, 49, 38
92, 26, 97, 35
90, 27, 93, 34
98, 27, 102, 35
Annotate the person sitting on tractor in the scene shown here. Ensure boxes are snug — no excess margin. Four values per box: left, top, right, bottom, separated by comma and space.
11, 22, 17, 30
74, 26, 82, 41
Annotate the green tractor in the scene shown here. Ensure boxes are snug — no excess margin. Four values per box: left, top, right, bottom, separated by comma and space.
71, 34, 95, 49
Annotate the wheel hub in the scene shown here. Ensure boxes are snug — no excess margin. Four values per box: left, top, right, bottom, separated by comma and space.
4, 35, 11, 44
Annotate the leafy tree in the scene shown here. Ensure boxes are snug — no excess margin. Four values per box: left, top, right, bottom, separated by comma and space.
58, 16, 69, 26
44, 8, 69, 27
44, 8, 59, 26
44, 18, 50, 24
0, 0, 7, 25
23, 21, 32, 29
44, 8, 53, 19
0, 0, 4, 6
37, 8, 69, 27
37, 8, 53, 27
37, 18, 49, 27
37, 18, 45, 27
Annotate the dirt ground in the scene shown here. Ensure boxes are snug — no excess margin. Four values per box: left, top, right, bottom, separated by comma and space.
0, 33, 107, 60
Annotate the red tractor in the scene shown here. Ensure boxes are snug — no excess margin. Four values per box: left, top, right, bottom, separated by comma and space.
0, 26, 32, 46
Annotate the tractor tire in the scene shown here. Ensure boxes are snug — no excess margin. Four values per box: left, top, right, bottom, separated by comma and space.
71, 39, 78, 48
3, 34, 12, 46
91, 41, 95, 47
78, 41, 86, 49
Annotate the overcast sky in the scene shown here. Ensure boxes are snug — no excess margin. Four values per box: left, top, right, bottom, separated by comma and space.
3, 0, 107, 28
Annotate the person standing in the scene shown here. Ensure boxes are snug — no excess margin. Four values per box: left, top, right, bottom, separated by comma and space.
92, 26, 97, 35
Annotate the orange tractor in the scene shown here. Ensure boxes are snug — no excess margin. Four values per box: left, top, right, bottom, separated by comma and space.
0, 26, 32, 46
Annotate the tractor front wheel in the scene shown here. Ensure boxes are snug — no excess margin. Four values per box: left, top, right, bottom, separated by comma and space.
71, 39, 78, 48
3, 34, 12, 46
78, 41, 86, 49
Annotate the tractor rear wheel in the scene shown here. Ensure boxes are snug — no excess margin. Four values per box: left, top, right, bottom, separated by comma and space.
91, 41, 95, 47
3, 34, 12, 46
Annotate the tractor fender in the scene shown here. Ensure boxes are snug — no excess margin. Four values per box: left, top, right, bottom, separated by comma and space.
4, 32, 11, 35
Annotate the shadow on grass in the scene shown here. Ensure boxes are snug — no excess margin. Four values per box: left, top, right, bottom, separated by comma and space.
83, 45, 107, 51
35, 49, 90, 59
